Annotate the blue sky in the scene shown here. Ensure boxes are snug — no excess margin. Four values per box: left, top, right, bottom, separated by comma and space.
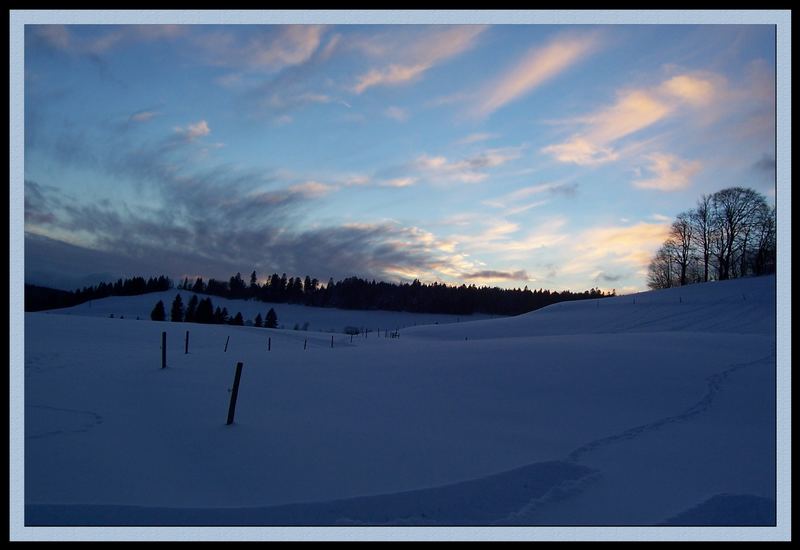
23, 23, 776, 293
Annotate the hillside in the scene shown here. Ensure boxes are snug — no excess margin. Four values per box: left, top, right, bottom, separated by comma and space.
22, 275, 777, 527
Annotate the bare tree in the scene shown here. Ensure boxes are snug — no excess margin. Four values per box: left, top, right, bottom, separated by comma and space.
647, 241, 679, 289
669, 211, 695, 286
751, 203, 777, 275
690, 194, 714, 282
649, 187, 774, 289
711, 187, 764, 280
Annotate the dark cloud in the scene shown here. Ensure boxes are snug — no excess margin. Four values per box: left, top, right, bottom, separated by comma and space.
550, 182, 579, 197
22, 83, 477, 288
25, 131, 461, 286
752, 154, 776, 174
597, 272, 623, 283
462, 270, 529, 281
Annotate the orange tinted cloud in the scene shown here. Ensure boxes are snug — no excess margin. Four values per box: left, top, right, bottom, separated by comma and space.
474, 33, 601, 118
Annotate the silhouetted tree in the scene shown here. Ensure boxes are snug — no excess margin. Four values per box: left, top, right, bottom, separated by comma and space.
265, 308, 278, 328
192, 277, 206, 294
231, 312, 244, 326
690, 194, 714, 282
185, 295, 198, 323
254, 313, 263, 327
195, 297, 214, 324
170, 294, 184, 322
649, 187, 774, 289
150, 300, 166, 321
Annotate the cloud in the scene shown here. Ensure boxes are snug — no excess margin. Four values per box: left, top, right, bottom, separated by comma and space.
287, 181, 338, 198
384, 106, 409, 122
596, 272, 623, 283
380, 177, 418, 188
541, 72, 727, 165
129, 110, 159, 123
447, 217, 568, 265
660, 73, 717, 106
353, 64, 429, 94
483, 182, 578, 214
173, 120, 211, 142
24, 179, 63, 226
415, 145, 524, 184
33, 24, 187, 56
351, 26, 486, 94
23, 134, 486, 287
341, 174, 370, 186
633, 153, 702, 191
541, 138, 620, 166
752, 154, 776, 174
473, 32, 601, 118
196, 25, 326, 72
462, 269, 529, 281
458, 132, 499, 145
560, 221, 671, 277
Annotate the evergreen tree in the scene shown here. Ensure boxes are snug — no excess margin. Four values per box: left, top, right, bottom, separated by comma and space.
185, 295, 198, 322
170, 294, 184, 322
195, 297, 214, 323
192, 277, 205, 294
250, 270, 258, 291
231, 312, 244, 326
254, 313, 263, 327
150, 300, 166, 321
265, 308, 278, 328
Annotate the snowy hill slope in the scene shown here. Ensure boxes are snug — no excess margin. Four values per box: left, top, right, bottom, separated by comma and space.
404, 275, 775, 340
52, 289, 499, 333
22, 275, 777, 527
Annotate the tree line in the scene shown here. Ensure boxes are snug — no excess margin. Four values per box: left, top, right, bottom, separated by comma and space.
150, 294, 278, 328
647, 186, 776, 290
25, 276, 173, 312
26, 271, 609, 316
177, 272, 613, 316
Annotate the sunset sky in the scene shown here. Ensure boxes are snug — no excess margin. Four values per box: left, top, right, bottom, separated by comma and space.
22, 21, 776, 293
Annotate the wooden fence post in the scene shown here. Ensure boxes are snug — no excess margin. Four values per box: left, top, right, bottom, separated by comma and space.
304, 339, 307, 350
224, 335, 230, 352
185, 330, 189, 354
331, 335, 334, 348
226, 362, 244, 425
268, 337, 271, 352
161, 331, 167, 369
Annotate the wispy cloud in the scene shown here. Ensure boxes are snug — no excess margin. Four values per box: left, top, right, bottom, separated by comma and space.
462, 269, 530, 282
483, 181, 578, 214
560, 221, 671, 278
173, 120, 211, 142
633, 153, 702, 191
380, 177, 418, 188
472, 32, 602, 118
34, 24, 187, 56
385, 106, 409, 122
129, 109, 159, 123
197, 25, 327, 72
351, 26, 486, 94
541, 71, 727, 166
458, 132, 499, 145
415, 145, 525, 184
287, 180, 338, 198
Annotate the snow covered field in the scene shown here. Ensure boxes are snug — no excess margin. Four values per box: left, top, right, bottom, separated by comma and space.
20, 276, 779, 530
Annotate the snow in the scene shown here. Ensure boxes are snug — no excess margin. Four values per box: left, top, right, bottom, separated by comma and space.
56, 290, 499, 333
21, 275, 778, 531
